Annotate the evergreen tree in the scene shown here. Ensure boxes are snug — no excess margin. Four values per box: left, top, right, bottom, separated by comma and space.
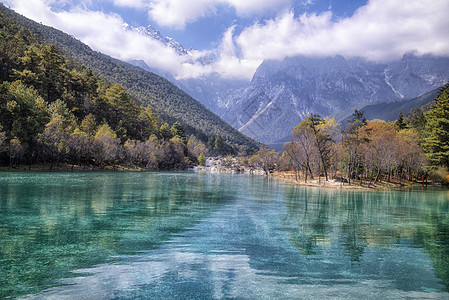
170, 121, 187, 144
305, 114, 335, 181
38, 45, 66, 103
424, 83, 449, 168
395, 112, 406, 130
159, 123, 173, 141
198, 152, 206, 166
214, 135, 224, 153
342, 110, 369, 184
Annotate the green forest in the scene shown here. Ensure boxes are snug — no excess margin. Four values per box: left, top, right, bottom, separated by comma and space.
0, 4, 259, 152
0, 6, 250, 170
0, 4, 260, 170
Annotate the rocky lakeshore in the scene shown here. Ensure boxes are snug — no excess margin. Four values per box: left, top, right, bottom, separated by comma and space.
194, 157, 265, 175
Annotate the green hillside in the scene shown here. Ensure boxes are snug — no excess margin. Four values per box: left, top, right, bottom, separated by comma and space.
0, 4, 258, 152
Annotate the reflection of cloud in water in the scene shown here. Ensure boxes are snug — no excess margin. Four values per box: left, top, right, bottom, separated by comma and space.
23, 248, 448, 299
23, 196, 449, 300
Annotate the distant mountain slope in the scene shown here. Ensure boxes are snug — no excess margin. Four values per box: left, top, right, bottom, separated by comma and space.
334, 88, 440, 123
0, 5, 259, 151
222, 55, 449, 144
122, 24, 243, 117
127, 59, 248, 116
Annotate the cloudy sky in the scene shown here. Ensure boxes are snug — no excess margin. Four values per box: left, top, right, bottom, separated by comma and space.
3, 0, 449, 80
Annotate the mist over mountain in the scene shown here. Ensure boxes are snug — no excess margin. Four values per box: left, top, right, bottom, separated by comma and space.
126, 24, 449, 146
129, 58, 247, 115
126, 25, 247, 116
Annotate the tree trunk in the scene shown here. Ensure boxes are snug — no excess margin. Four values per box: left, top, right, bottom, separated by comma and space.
374, 168, 381, 183
347, 156, 352, 185
308, 163, 314, 179
305, 167, 308, 183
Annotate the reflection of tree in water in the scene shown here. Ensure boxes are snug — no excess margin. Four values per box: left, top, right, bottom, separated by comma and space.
414, 212, 449, 291
285, 188, 332, 256
339, 192, 368, 262
0, 172, 236, 298
283, 186, 449, 289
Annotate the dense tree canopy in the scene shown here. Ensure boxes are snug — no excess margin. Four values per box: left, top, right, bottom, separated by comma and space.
0, 3, 260, 170
424, 83, 449, 168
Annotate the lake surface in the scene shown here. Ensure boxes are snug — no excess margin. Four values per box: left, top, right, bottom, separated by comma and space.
0, 172, 448, 299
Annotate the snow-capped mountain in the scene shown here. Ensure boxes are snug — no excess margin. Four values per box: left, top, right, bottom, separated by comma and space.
125, 24, 188, 56
125, 25, 449, 146
125, 24, 234, 112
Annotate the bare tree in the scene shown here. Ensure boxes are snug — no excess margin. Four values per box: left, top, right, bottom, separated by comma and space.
290, 121, 317, 182
250, 148, 278, 176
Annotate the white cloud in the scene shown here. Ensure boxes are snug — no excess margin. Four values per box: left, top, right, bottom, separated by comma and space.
5, 0, 189, 75
234, 0, 449, 65
113, 0, 146, 9
148, 0, 217, 30
145, 0, 294, 29
225, 0, 292, 16
4, 0, 262, 79
4, 0, 449, 80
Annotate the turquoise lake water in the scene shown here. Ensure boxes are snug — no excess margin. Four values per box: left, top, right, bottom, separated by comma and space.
0, 172, 448, 299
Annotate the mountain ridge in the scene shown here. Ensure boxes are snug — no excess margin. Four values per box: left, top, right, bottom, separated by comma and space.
334, 88, 440, 124
11, 3, 447, 148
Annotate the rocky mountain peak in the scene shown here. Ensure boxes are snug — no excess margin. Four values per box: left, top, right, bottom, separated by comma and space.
126, 23, 189, 56
222, 54, 449, 145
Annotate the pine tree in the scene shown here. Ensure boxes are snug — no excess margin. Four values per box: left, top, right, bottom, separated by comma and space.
423, 83, 449, 168
342, 110, 369, 184
198, 152, 206, 166
170, 121, 187, 144
395, 112, 406, 130
214, 135, 224, 153
38, 45, 66, 103
160, 123, 173, 141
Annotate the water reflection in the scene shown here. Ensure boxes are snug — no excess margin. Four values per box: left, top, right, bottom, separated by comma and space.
1, 173, 449, 299
0, 172, 236, 298
284, 186, 449, 290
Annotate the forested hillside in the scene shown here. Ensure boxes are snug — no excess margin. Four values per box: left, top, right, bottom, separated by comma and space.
0, 4, 256, 169
0, 4, 259, 154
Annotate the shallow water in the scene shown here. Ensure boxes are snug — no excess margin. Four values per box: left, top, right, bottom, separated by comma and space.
0, 172, 448, 299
